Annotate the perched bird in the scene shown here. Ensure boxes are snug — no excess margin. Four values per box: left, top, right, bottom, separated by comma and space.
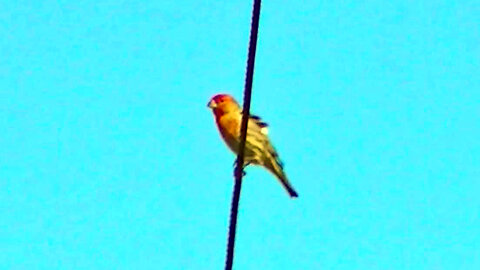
207, 94, 298, 198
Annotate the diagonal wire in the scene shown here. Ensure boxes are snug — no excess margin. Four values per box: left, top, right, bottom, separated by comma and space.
225, 0, 262, 269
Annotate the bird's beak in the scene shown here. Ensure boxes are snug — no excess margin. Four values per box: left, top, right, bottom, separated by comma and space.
207, 100, 217, 109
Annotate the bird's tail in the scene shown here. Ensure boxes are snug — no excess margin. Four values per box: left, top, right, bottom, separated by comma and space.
265, 154, 298, 198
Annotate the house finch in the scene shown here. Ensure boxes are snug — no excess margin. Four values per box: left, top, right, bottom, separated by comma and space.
207, 94, 298, 198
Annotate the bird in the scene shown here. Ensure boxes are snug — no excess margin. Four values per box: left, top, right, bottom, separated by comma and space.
207, 93, 298, 198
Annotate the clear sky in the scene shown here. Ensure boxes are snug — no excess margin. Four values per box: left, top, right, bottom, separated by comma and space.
1, 0, 479, 269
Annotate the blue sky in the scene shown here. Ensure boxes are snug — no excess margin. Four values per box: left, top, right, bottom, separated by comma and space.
1, 0, 479, 269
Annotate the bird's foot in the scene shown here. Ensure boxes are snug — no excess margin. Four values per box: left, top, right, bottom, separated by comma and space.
233, 159, 251, 168
233, 168, 246, 178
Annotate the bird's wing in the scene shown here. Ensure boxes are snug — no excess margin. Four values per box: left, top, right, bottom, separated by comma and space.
240, 114, 282, 168
249, 114, 269, 135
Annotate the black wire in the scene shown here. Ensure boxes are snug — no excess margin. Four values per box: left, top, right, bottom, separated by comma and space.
225, 0, 262, 269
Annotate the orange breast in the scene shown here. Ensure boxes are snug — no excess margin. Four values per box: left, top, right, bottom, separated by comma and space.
216, 114, 241, 153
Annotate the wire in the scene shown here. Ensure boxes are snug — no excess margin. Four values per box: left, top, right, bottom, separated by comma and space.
225, 0, 262, 269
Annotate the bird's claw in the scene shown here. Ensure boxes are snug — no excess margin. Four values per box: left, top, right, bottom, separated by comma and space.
233, 169, 246, 178
233, 159, 251, 168
233, 164, 247, 178
233, 159, 250, 178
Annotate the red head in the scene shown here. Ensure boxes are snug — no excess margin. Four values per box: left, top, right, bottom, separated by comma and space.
207, 94, 240, 117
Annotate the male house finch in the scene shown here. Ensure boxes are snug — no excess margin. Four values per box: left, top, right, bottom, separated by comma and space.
207, 94, 298, 198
